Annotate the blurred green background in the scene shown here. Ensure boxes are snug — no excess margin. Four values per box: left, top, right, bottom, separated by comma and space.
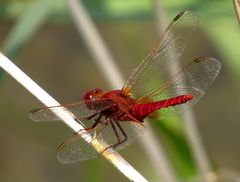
0, 0, 240, 182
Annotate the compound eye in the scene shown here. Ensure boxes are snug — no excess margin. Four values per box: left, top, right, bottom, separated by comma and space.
83, 88, 103, 101
93, 88, 103, 94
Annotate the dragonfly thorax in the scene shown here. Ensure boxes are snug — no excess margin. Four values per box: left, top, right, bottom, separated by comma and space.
99, 90, 136, 119
103, 90, 135, 107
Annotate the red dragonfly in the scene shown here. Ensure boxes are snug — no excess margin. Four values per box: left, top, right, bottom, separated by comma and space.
29, 11, 221, 163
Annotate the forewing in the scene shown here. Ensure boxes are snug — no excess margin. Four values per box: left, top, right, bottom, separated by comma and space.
141, 57, 222, 119
29, 99, 115, 124
122, 11, 200, 98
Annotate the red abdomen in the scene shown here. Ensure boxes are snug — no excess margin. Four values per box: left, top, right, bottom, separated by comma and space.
131, 95, 193, 121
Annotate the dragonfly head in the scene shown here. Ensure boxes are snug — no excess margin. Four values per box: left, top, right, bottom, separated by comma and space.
83, 88, 104, 101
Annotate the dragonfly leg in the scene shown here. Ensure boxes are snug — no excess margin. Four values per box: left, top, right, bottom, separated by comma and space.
75, 114, 103, 134
59, 114, 103, 150
73, 113, 97, 125
110, 120, 121, 144
84, 113, 97, 120
115, 121, 127, 145
101, 120, 127, 153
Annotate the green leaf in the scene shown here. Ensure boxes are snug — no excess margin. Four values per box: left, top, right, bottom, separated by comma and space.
153, 118, 198, 179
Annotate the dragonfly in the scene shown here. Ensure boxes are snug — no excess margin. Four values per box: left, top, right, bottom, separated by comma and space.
29, 10, 222, 163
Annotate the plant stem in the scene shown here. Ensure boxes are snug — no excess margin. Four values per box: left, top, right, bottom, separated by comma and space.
153, 1, 213, 181
233, 0, 240, 25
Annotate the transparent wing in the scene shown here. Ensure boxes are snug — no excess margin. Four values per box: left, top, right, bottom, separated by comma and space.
29, 99, 115, 123
140, 57, 221, 119
57, 126, 103, 163
98, 120, 146, 151
57, 113, 146, 163
122, 11, 200, 98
